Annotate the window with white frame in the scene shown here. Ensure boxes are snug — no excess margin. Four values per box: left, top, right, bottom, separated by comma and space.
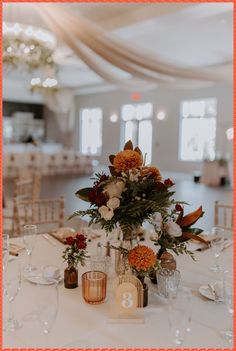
121, 103, 153, 164
80, 108, 103, 156
179, 98, 217, 161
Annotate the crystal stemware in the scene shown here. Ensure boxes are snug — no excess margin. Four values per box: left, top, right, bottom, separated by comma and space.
167, 286, 192, 346
23, 224, 37, 276
210, 227, 225, 272
220, 271, 233, 343
4, 259, 22, 331
37, 279, 59, 335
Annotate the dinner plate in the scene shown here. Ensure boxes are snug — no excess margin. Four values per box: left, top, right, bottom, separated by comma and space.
199, 282, 223, 302
26, 271, 63, 285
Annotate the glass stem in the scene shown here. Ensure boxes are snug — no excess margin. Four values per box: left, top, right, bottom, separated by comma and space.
8, 299, 15, 322
214, 255, 220, 269
28, 252, 32, 269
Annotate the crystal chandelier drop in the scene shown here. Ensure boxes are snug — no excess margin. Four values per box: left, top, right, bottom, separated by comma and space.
3, 21, 56, 71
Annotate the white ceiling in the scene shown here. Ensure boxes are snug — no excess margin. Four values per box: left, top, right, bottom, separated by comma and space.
3, 3, 233, 95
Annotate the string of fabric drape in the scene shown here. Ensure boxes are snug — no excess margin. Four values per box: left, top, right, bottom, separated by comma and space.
37, 4, 221, 91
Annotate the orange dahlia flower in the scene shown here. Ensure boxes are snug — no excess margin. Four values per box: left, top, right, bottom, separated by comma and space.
128, 245, 156, 272
113, 150, 142, 172
141, 166, 162, 181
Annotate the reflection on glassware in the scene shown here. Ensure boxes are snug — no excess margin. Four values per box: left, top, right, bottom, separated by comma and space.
4, 259, 22, 331
37, 278, 59, 334
90, 255, 110, 274
23, 224, 37, 276
168, 286, 192, 346
210, 227, 225, 272
82, 271, 107, 304
156, 268, 181, 298
220, 271, 233, 343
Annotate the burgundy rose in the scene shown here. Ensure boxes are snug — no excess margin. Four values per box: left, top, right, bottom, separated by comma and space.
77, 241, 87, 250
175, 204, 183, 212
76, 233, 86, 242
164, 178, 174, 187
65, 236, 75, 246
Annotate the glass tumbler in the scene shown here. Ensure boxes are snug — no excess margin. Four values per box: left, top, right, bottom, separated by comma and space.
156, 268, 181, 298
82, 271, 107, 304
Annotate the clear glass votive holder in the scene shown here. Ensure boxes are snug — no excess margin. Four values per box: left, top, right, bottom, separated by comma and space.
89, 255, 110, 274
82, 271, 107, 304
156, 268, 181, 298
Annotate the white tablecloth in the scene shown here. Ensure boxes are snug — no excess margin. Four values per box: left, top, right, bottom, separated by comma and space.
4, 233, 233, 348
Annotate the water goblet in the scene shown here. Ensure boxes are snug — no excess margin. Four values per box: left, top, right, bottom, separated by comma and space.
220, 271, 233, 343
167, 286, 192, 346
23, 224, 37, 276
4, 259, 22, 331
210, 227, 225, 273
37, 278, 59, 335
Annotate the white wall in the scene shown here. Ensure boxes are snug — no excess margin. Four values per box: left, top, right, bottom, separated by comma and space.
75, 82, 233, 173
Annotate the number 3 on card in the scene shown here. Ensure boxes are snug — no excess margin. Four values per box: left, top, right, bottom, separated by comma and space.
115, 282, 137, 314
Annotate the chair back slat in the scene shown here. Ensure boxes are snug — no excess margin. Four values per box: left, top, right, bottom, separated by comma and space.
214, 201, 233, 231
15, 196, 65, 235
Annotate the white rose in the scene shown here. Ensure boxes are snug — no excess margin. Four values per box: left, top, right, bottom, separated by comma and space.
104, 181, 125, 199
107, 197, 120, 210
166, 220, 182, 237
153, 212, 162, 224
98, 205, 114, 221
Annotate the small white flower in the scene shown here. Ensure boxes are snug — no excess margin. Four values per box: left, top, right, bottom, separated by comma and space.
107, 197, 120, 210
103, 181, 125, 199
98, 205, 114, 221
153, 212, 163, 224
166, 220, 182, 237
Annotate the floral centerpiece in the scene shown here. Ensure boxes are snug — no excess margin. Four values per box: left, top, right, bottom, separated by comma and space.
62, 233, 88, 289
71, 140, 205, 254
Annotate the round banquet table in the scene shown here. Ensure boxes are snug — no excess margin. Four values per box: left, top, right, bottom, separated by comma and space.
3, 232, 233, 348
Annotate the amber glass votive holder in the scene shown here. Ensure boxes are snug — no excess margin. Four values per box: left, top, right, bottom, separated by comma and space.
82, 271, 107, 304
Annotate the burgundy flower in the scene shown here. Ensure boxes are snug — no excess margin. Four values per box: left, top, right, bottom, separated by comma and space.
76, 233, 86, 242
88, 189, 107, 207
175, 204, 183, 212
65, 236, 75, 246
77, 241, 87, 250
164, 178, 174, 187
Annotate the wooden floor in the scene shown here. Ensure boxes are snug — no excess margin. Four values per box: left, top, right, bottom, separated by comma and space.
4, 167, 233, 232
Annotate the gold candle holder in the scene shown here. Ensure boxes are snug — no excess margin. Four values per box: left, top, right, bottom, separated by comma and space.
82, 271, 107, 304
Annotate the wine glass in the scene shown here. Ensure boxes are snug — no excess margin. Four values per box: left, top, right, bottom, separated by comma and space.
4, 259, 22, 331
23, 224, 37, 276
167, 286, 192, 346
220, 271, 233, 342
210, 227, 225, 272
37, 279, 59, 335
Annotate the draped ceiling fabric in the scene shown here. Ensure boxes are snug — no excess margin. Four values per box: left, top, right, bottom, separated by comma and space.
36, 4, 224, 92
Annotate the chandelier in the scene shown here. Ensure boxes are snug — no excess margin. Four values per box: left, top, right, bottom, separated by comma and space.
30, 77, 60, 95
3, 22, 56, 71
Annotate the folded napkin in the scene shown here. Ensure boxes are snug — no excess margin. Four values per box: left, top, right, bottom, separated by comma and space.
187, 235, 233, 252
49, 227, 77, 244
9, 243, 24, 256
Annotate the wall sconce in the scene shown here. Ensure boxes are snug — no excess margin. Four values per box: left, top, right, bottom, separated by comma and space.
110, 113, 118, 123
156, 110, 166, 121
226, 127, 233, 140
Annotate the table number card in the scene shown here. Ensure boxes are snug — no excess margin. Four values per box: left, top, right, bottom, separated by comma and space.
109, 274, 144, 323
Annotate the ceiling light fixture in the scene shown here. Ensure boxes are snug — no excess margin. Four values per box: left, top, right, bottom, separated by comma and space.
156, 111, 166, 121
3, 21, 56, 71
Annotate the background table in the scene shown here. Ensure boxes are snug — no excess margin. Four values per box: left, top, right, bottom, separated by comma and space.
3, 232, 233, 348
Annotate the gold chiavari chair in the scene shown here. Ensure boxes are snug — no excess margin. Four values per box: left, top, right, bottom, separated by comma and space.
214, 201, 233, 232
3, 175, 41, 236
15, 196, 65, 236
